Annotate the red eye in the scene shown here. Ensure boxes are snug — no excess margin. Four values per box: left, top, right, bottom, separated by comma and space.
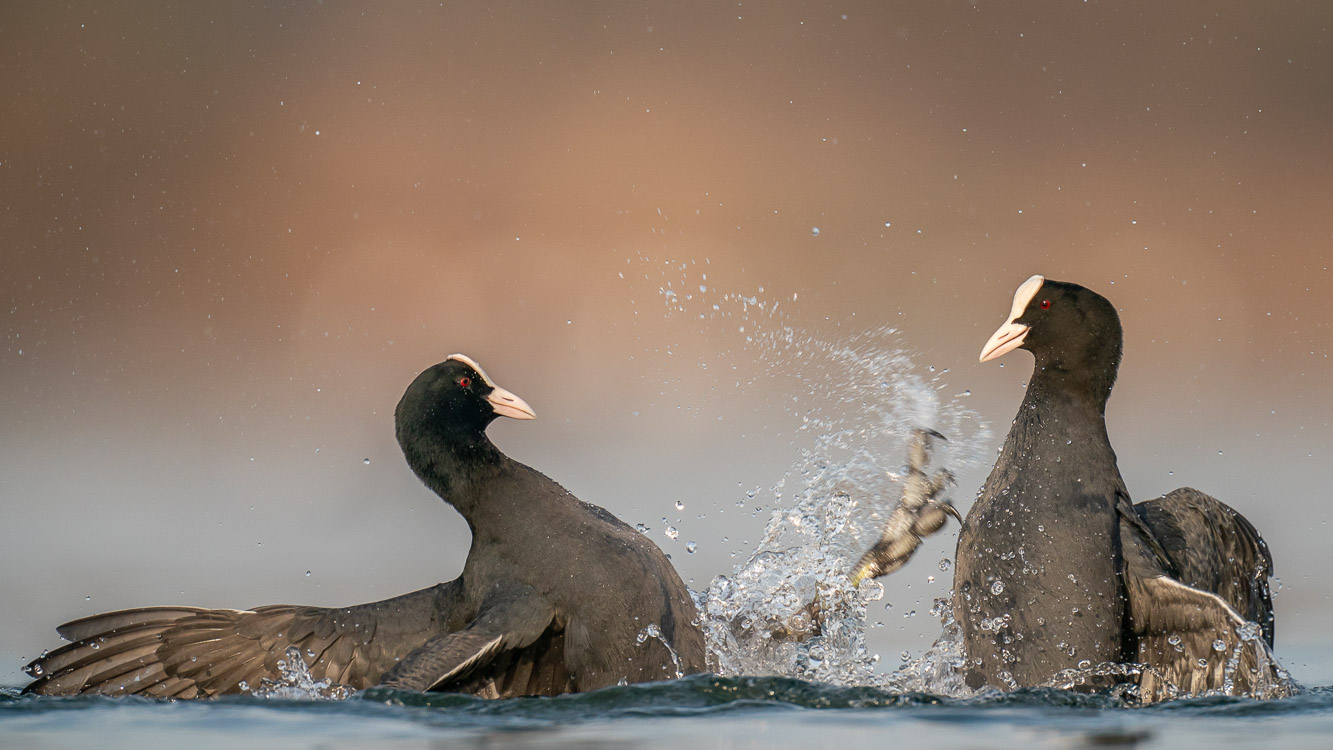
459, 377, 471, 388
1039, 299, 1052, 310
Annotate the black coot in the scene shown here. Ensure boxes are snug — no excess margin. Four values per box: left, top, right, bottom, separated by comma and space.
954, 276, 1286, 702
25, 354, 705, 698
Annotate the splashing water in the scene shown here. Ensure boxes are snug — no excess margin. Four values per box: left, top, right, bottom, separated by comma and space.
637, 623, 686, 680
626, 259, 991, 691
875, 597, 972, 694
247, 646, 354, 700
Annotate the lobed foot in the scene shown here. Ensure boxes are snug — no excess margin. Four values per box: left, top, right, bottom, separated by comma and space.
850, 428, 959, 585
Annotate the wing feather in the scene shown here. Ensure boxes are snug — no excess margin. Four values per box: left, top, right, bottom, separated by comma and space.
24, 580, 464, 697
1121, 489, 1288, 703
376, 582, 557, 693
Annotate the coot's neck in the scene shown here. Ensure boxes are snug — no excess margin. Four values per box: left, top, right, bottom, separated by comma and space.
400, 434, 505, 530
1027, 349, 1118, 417
998, 358, 1118, 471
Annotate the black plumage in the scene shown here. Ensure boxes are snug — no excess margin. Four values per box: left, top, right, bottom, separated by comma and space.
953, 276, 1287, 702
25, 354, 705, 698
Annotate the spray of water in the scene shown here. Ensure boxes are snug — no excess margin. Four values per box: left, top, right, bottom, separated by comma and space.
625, 256, 990, 691
692, 326, 989, 690
249, 646, 353, 700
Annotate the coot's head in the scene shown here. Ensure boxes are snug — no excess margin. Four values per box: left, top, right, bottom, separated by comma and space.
979, 275, 1123, 396
396, 354, 536, 446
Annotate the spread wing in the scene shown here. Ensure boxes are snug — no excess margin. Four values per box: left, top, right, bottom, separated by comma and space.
23, 580, 464, 698
1119, 488, 1288, 703
377, 582, 568, 697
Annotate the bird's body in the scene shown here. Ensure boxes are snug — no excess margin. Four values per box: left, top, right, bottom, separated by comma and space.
393, 445, 702, 695
25, 354, 705, 698
953, 276, 1287, 702
954, 376, 1129, 688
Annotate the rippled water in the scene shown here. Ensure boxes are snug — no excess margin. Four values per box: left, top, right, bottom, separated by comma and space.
5, 679, 1333, 750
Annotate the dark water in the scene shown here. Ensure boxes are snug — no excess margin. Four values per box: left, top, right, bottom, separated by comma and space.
5, 676, 1333, 750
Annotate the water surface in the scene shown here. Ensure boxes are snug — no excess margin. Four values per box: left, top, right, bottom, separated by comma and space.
5, 677, 1333, 750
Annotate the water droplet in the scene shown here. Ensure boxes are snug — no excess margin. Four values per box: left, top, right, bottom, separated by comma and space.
811, 227, 821, 237
1213, 639, 1228, 652
664, 526, 679, 540
634, 523, 649, 533
675, 500, 685, 511
305, 570, 312, 577
85, 595, 91, 602
938, 558, 952, 571
991, 580, 1005, 595
362, 458, 370, 465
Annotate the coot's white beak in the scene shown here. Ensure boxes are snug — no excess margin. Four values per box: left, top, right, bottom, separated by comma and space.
980, 321, 1029, 363
980, 275, 1044, 363
487, 386, 537, 420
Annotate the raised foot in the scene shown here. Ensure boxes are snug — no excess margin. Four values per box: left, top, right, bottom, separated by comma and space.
850, 428, 959, 585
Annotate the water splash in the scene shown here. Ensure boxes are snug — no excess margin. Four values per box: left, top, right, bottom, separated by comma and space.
627, 259, 990, 692
247, 646, 354, 700
881, 599, 972, 694
637, 623, 686, 680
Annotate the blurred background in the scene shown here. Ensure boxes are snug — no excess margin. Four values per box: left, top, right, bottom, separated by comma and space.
3, 1, 1330, 687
